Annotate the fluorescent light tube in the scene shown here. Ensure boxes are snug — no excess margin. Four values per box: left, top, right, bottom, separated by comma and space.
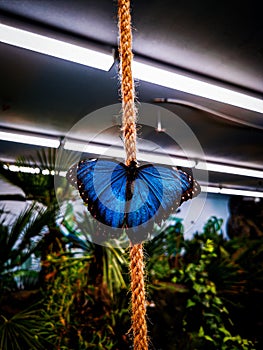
0, 130, 60, 148
2, 129, 262, 180
8, 165, 40, 174
0, 23, 114, 71
196, 161, 263, 179
64, 141, 126, 158
5, 162, 263, 197
202, 185, 263, 198
137, 152, 195, 168
64, 140, 195, 167
133, 61, 263, 113
64, 141, 263, 176
6, 164, 54, 175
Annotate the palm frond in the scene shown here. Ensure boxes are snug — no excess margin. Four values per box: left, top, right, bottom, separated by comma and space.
0, 305, 52, 350
0, 148, 59, 205
0, 202, 57, 276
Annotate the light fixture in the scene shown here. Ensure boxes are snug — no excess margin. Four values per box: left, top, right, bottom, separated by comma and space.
0, 23, 114, 71
133, 61, 263, 113
4, 164, 54, 175
4, 161, 263, 198
0, 130, 60, 148
2, 132, 262, 197
1, 129, 263, 180
64, 140, 126, 158
196, 161, 263, 179
137, 152, 195, 168
202, 185, 263, 198
63, 140, 195, 167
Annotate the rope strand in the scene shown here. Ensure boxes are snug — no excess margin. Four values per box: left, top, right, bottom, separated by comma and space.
118, 0, 137, 165
129, 243, 148, 349
118, 1, 148, 349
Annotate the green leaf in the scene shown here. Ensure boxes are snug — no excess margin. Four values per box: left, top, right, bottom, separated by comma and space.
198, 326, 204, 337
204, 335, 214, 342
186, 299, 196, 308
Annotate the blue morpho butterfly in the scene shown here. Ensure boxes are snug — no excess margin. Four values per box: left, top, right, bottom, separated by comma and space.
66, 158, 200, 243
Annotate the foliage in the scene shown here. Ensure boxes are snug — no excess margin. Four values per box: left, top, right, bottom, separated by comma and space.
0, 148, 262, 349
61, 204, 129, 298
0, 306, 51, 350
0, 149, 58, 206
146, 217, 184, 281
0, 202, 55, 292
0, 148, 72, 293
41, 249, 130, 350
8, 181, 130, 348
174, 239, 255, 349
38, 202, 131, 349
146, 216, 258, 350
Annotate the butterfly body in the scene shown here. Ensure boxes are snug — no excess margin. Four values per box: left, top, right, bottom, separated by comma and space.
67, 158, 200, 242
124, 160, 137, 201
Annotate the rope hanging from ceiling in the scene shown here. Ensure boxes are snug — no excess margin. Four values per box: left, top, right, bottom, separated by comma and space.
66, 2, 201, 348
118, 0, 149, 349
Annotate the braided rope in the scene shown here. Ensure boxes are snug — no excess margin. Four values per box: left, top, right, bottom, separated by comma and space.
129, 243, 148, 349
118, 1, 148, 349
118, 0, 137, 166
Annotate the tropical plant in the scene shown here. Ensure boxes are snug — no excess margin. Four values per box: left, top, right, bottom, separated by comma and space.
175, 239, 255, 349
0, 202, 55, 292
1, 147, 262, 349
145, 216, 258, 350
41, 246, 129, 349
0, 148, 58, 206
0, 306, 51, 350
0, 148, 73, 286
0, 148, 132, 349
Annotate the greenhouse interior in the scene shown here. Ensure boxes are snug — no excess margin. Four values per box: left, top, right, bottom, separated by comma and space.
0, 1, 262, 349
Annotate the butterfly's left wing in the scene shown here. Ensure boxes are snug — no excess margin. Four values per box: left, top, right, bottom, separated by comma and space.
67, 159, 127, 228
127, 164, 200, 229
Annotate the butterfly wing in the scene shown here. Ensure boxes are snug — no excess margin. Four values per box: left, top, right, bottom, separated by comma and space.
67, 159, 201, 243
67, 159, 127, 228
126, 165, 163, 228
127, 164, 200, 229
178, 169, 200, 204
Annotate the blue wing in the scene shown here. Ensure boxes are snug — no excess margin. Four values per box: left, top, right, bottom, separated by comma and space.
126, 165, 163, 228
67, 159, 127, 228
127, 165, 200, 229
67, 159, 200, 242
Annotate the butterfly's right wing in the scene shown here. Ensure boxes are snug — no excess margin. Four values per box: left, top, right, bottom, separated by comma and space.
127, 164, 200, 229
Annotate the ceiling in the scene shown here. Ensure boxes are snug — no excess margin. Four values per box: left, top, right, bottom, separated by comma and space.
0, 0, 262, 192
